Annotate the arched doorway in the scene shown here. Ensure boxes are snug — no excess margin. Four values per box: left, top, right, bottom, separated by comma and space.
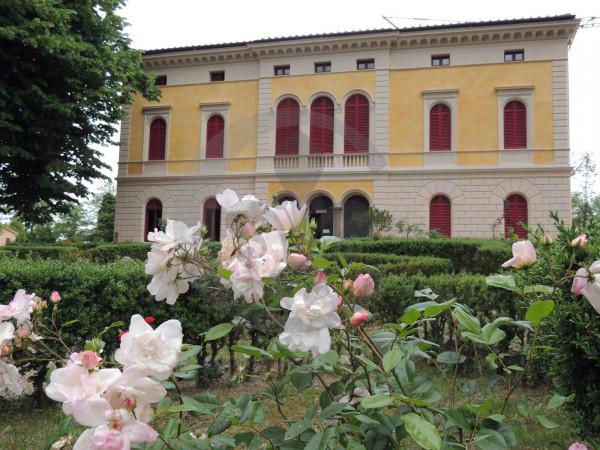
344, 195, 370, 237
504, 194, 527, 238
309, 195, 333, 238
203, 198, 221, 241
277, 194, 297, 205
144, 199, 162, 241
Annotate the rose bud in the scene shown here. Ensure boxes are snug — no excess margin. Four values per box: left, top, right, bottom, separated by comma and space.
353, 274, 375, 298
70, 350, 102, 370
542, 231, 553, 245
501, 240, 537, 269
144, 316, 156, 324
288, 253, 310, 270
241, 222, 256, 239
571, 234, 589, 248
571, 267, 589, 295
50, 291, 61, 303
125, 397, 136, 412
350, 310, 370, 326
344, 279, 354, 291
0, 342, 11, 357
16, 325, 30, 338
314, 271, 327, 285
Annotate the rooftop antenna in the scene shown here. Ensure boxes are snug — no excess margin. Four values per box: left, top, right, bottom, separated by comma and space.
382, 15, 400, 29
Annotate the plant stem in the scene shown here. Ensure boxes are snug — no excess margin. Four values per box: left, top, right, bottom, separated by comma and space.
500, 327, 538, 414
314, 372, 334, 401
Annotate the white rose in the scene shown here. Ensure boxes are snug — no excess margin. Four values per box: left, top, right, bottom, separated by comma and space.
263, 200, 306, 232
0, 289, 36, 324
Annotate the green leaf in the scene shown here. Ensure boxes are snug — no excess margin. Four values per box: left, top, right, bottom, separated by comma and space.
487, 414, 505, 423
524, 285, 554, 295
516, 402, 530, 417
204, 323, 233, 341
290, 370, 313, 392
525, 300, 555, 327
461, 331, 487, 345
535, 415, 559, 429
481, 324, 506, 346
284, 420, 310, 440
61, 319, 79, 327
182, 396, 218, 415
360, 394, 394, 409
546, 393, 574, 410
383, 347, 404, 372
436, 351, 466, 365
400, 308, 421, 325
217, 265, 232, 280
473, 428, 507, 450
231, 344, 272, 359
485, 275, 519, 293
312, 256, 337, 270
319, 402, 349, 421
178, 345, 202, 364
454, 306, 481, 332
424, 299, 456, 318
402, 413, 442, 450
485, 353, 498, 370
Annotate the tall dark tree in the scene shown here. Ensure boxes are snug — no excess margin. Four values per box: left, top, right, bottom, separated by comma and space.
0, 0, 159, 224
94, 191, 116, 242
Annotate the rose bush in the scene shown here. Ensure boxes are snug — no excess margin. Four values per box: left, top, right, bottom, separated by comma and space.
0, 191, 595, 449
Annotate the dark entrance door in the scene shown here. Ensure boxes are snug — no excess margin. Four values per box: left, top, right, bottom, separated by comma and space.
344, 195, 369, 237
309, 195, 333, 238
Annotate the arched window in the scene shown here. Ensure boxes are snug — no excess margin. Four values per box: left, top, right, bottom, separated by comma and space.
275, 98, 300, 155
310, 96, 334, 154
504, 194, 528, 238
148, 118, 166, 160
206, 115, 225, 158
429, 195, 451, 237
309, 195, 334, 238
344, 94, 369, 153
429, 104, 451, 151
504, 100, 527, 149
203, 198, 221, 241
344, 195, 370, 237
145, 199, 162, 240
277, 194, 298, 205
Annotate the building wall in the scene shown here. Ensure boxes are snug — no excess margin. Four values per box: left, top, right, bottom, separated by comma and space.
0, 229, 17, 246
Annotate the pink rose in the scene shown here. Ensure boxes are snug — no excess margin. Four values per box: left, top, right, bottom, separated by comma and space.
571, 234, 589, 248
70, 350, 102, 370
568, 443, 589, 450
353, 274, 375, 298
288, 253, 310, 270
571, 268, 589, 295
502, 240, 537, 269
314, 271, 327, 285
241, 223, 256, 239
50, 291, 61, 303
350, 311, 370, 326
91, 428, 127, 450
16, 325, 30, 338
0, 342, 11, 357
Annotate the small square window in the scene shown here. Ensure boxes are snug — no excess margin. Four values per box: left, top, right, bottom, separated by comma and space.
504, 50, 525, 62
210, 71, 225, 82
431, 55, 450, 66
154, 75, 167, 86
315, 62, 331, 73
357, 58, 375, 70
274, 65, 290, 76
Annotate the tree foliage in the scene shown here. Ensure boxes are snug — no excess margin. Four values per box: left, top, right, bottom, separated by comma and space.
93, 191, 116, 242
0, 0, 159, 224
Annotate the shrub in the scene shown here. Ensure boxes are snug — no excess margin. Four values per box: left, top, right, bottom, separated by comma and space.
328, 237, 511, 273
83, 242, 151, 263
326, 252, 453, 276
0, 245, 80, 261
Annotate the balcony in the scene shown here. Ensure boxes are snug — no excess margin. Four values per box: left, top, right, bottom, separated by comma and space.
272, 153, 369, 171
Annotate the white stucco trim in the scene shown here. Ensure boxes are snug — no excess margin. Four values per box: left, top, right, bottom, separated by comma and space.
422, 89, 459, 153
496, 86, 534, 150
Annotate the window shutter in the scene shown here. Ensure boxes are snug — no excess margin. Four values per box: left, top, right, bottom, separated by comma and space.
206, 115, 225, 158
429, 195, 451, 237
145, 199, 163, 240
504, 101, 527, 149
344, 94, 369, 153
504, 194, 528, 238
310, 96, 334, 154
429, 104, 451, 151
276, 98, 300, 155
148, 118, 166, 160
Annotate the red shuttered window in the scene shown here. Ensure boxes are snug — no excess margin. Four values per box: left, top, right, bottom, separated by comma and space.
504, 194, 528, 238
310, 96, 334, 154
206, 115, 225, 158
429, 104, 451, 151
145, 199, 162, 240
275, 98, 300, 155
148, 118, 166, 160
504, 101, 527, 149
344, 94, 369, 153
429, 195, 451, 237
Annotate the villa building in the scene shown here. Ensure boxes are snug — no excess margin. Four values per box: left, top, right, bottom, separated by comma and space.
114, 15, 578, 241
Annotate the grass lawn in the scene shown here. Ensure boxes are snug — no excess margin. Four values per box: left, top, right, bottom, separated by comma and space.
0, 370, 583, 450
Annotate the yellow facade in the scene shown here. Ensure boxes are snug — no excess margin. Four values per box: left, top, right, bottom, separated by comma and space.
389, 61, 554, 167
128, 80, 259, 175
267, 180, 374, 205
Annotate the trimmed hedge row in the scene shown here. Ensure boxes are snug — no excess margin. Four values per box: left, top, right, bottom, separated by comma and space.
0, 245, 80, 261
326, 252, 453, 277
328, 238, 511, 274
83, 243, 151, 263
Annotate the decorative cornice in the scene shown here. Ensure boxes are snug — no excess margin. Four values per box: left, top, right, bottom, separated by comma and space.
142, 20, 579, 70
142, 105, 172, 112
495, 85, 535, 92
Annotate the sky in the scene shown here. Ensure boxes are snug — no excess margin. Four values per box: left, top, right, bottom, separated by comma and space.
97, 0, 600, 195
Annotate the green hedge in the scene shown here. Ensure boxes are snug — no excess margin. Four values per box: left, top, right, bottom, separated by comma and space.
0, 245, 80, 261
326, 252, 453, 277
83, 243, 151, 263
328, 238, 511, 274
